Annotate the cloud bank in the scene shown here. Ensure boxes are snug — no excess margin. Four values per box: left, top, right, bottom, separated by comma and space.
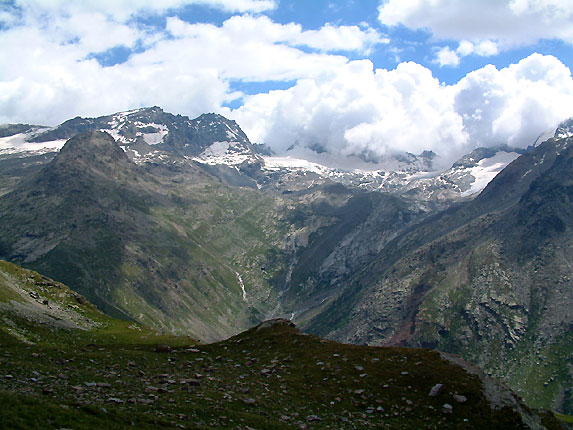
234, 53, 573, 165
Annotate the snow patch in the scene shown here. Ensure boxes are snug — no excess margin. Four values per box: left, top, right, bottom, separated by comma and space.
0, 132, 66, 155
262, 156, 331, 175
461, 152, 520, 197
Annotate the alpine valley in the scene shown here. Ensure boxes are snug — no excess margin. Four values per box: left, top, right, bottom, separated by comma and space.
0, 107, 572, 423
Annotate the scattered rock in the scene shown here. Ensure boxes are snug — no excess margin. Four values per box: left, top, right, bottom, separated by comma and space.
453, 394, 467, 403
154, 344, 172, 353
256, 319, 295, 331
244, 398, 256, 405
442, 403, 453, 414
305, 415, 321, 422
428, 383, 443, 397
107, 397, 124, 404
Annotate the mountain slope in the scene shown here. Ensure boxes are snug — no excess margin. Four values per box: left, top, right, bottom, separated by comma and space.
0, 131, 291, 340
306, 134, 573, 414
1, 261, 559, 429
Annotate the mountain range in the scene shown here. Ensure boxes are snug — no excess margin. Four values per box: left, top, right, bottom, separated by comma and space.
0, 107, 571, 416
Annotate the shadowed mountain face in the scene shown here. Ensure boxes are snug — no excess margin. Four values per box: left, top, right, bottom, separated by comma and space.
0, 130, 427, 341
306, 134, 573, 413
0, 112, 572, 415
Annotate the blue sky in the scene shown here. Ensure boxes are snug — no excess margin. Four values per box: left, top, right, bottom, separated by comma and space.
1, 0, 573, 164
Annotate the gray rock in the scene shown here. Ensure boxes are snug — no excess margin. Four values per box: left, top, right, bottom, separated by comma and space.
453, 394, 467, 403
442, 403, 453, 414
428, 383, 443, 397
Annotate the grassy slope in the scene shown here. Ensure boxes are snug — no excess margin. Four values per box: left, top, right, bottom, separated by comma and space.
3, 260, 566, 429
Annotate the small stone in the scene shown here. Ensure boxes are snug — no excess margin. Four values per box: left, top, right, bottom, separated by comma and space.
376, 406, 384, 413
84, 382, 97, 387
442, 403, 453, 414
107, 397, 124, 404
453, 394, 467, 403
401, 371, 408, 375
4, 375, 13, 379
428, 383, 443, 397
244, 398, 256, 405
306, 415, 321, 422
154, 344, 172, 353
365, 407, 375, 414
354, 365, 364, 371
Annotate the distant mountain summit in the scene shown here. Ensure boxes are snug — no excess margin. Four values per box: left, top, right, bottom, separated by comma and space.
2, 107, 570, 204
27, 107, 257, 163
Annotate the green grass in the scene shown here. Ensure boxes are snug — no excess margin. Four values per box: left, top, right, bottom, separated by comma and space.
0, 259, 534, 429
554, 412, 573, 423
1, 320, 532, 430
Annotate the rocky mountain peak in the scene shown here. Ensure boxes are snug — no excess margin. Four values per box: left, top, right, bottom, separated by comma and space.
554, 117, 573, 139
56, 130, 128, 164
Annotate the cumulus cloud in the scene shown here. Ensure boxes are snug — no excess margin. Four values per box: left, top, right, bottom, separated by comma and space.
234, 53, 573, 166
434, 40, 499, 68
435, 46, 459, 67
167, 15, 386, 55
0, 8, 386, 125
378, 0, 573, 47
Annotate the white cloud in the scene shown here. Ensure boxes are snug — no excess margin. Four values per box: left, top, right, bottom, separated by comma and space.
233, 59, 468, 163
167, 15, 387, 54
0, 9, 386, 125
435, 46, 459, 67
454, 53, 573, 148
233, 53, 573, 167
378, 0, 573, 47
434, 39, 499, 68
474, 40, 499, 56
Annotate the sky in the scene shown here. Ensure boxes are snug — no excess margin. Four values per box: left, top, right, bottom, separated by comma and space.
1, 0, 573, 166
